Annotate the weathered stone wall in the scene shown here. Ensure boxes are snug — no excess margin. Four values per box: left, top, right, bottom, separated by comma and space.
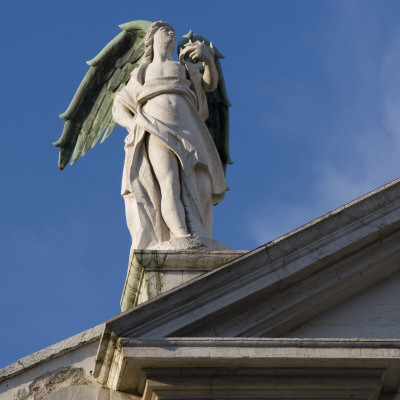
16, 366, 95, 400
0, 325, 102, 400
43, 385, 137, 400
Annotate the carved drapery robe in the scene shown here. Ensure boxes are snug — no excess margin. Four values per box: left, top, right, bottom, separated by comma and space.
113, 62, 226, 249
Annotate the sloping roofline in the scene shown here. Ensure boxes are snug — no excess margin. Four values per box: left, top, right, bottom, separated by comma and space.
94, 177, 400, 384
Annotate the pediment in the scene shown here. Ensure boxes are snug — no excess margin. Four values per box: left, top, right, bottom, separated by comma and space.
99, 178, 400, 341
284, 269, 400, 339
93, 177, 400, 395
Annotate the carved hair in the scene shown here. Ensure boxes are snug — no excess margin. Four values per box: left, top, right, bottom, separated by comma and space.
143, 21, 174, 64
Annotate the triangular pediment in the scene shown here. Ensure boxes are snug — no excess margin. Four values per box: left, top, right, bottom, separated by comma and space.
99, 178, 400, 341
284, 269, 400, 339
93, 178, 400, 395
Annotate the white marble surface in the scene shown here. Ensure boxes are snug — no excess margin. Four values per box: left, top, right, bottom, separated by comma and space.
150, 235, 230, 251
113, 21, 226, 250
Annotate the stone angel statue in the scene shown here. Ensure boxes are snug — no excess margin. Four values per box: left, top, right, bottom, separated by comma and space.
54, 20, 231, 250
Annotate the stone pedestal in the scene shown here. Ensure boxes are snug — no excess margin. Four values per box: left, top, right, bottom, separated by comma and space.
120, 248, 247, 312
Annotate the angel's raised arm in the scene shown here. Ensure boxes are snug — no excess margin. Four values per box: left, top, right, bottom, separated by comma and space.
201, 44, 218, 92
177, 31, 232, 175
179, 41, 218, 92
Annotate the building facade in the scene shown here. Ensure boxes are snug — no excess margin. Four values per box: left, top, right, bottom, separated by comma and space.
2, 178, 400, 399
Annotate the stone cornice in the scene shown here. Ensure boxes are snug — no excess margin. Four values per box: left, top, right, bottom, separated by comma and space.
104, 338, 400, 395
121, 337, 400, 349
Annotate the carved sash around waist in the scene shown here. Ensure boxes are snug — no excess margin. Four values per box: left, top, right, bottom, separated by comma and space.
137, 77, 197, 109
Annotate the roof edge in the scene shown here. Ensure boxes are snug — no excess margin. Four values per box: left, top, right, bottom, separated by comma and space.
0, 323, 104, 382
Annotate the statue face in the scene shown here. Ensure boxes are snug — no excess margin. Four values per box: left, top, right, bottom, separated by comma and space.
153, 25, 175, 53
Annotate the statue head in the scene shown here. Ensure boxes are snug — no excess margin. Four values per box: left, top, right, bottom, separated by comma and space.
143, 21, 175, 63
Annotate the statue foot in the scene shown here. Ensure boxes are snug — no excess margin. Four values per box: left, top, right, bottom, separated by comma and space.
149, 235, 230, 251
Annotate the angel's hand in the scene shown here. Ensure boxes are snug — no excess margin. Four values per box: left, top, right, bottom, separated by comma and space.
179, 41, 214, 64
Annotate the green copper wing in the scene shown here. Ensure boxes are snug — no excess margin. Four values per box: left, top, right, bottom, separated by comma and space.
53, 20, 152, 169
177, 30, 232, 175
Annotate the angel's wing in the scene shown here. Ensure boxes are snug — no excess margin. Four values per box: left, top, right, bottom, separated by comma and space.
53, 20, 152, 170
177, 30, 232, 174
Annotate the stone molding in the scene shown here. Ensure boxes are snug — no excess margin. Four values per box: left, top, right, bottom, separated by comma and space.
100, 337, 400, 397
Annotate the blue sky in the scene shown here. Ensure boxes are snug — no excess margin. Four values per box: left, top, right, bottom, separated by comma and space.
2, 0, 400, 368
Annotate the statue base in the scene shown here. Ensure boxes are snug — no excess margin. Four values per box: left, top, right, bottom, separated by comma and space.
120, 240, 247, 312
149, 235, 231, 251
